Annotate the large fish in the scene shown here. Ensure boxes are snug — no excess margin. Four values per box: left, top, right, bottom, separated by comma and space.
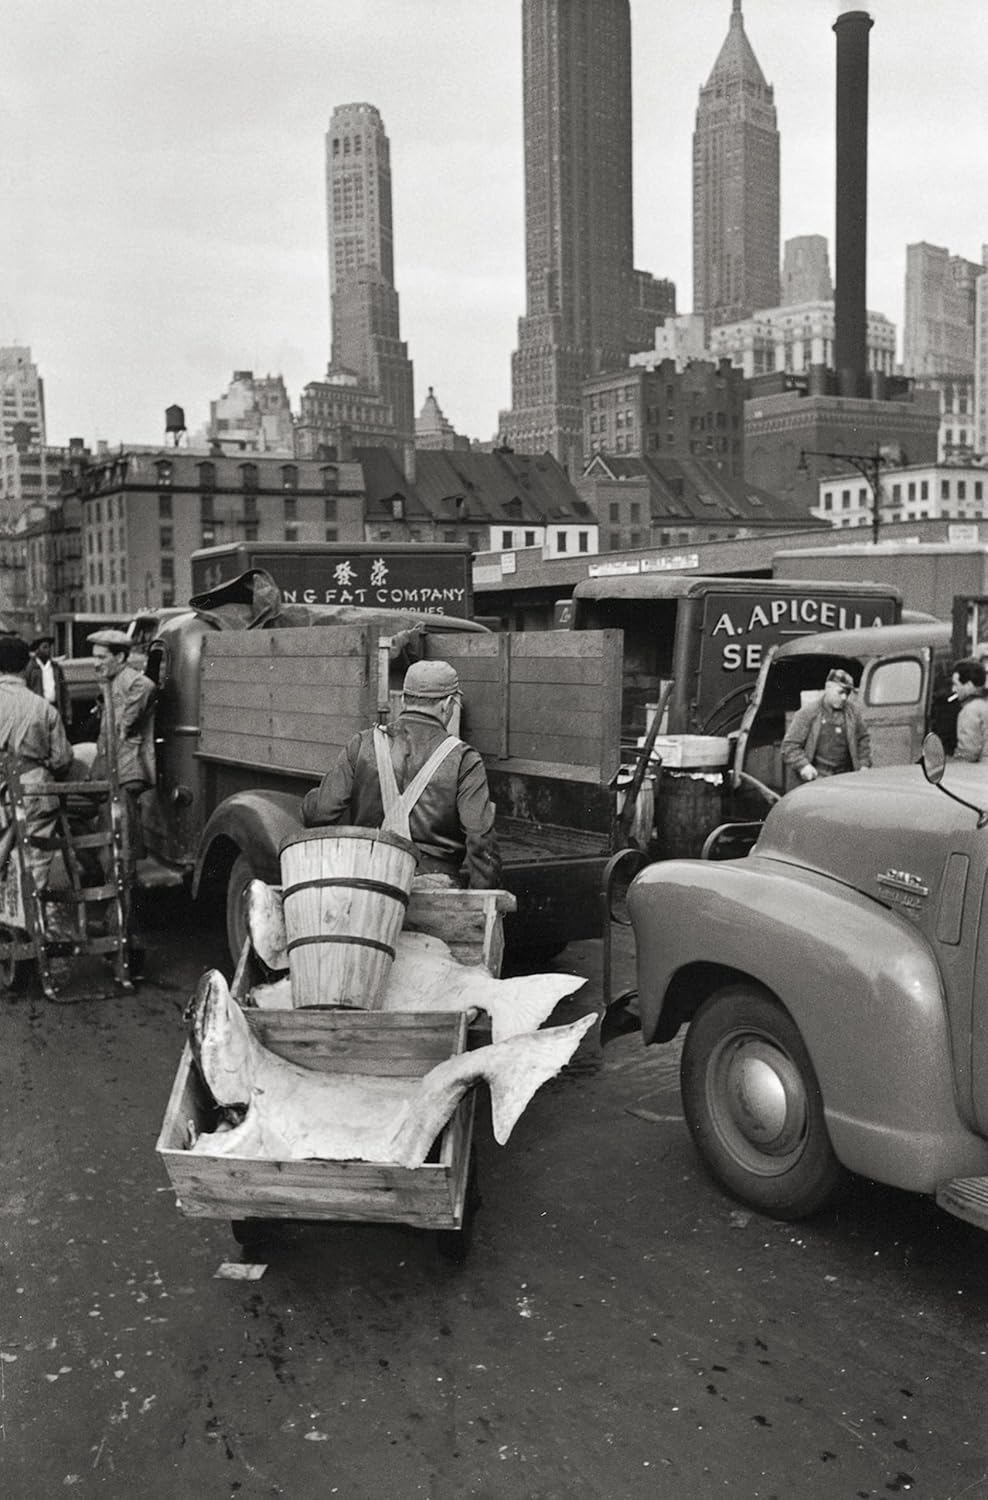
245, 879, 584, 1040
188, 969, 596, 1168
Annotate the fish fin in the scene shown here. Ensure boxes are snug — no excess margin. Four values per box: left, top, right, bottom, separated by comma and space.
245, 879, 288, 972
486, 1012, 597, 1144
489, 972, 587, 1044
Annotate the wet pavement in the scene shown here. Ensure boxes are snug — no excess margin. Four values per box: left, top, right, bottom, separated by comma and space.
1, 902, 987, 1499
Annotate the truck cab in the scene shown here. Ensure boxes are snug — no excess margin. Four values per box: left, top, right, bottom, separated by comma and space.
626, 747, 988, 1232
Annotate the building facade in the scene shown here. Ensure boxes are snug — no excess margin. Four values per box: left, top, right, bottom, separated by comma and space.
813, 462, 988, 532
693, 1, 779, 330
781, 236, 833, 306
206, 371, 294, 455
583, 358, 745, 478
325, 104, 414, 458
0, 347, 45, 447
65, 451, 365, 614
502, 0, 636, 471
973, 249, 988, 456
903, 241, 982, 378
708, 300, 896, 380
415, 388, 470, 452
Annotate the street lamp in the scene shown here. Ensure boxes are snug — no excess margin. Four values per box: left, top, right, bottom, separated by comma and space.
797, 446, 889, 545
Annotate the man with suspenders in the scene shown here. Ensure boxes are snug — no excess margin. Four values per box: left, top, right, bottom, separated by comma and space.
301, 659, 502, 890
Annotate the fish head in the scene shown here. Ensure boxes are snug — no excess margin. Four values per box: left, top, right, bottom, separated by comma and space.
189, 968, 255, 1107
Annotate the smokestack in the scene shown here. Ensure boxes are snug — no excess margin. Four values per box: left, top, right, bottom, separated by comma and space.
833, 10, 873, 398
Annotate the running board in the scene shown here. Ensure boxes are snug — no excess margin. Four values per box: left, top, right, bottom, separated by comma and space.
936, 1176, 988, 1231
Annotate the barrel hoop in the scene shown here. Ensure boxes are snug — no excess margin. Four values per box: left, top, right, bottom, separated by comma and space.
281, 877, 411, 907
285, 934, 396, 959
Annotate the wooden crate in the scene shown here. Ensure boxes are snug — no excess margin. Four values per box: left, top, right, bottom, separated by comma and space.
156, 1009, 474, 1230
402, 887, 516, 975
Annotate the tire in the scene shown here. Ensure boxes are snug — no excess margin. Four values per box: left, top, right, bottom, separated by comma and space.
680, 983, 845, 1220
224, 852, 256, 968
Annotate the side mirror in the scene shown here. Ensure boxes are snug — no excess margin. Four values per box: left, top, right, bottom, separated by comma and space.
921, 733, 946, 786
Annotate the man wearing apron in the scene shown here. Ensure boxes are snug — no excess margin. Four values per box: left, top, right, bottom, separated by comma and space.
301, 659, 502, 889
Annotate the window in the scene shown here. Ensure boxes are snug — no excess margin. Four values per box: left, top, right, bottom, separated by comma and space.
155, 460, 172, 486
321, 466, 339, 493
284, 523, 299, 542
609, 531, 621, 550
284, 496, 297, 522
324, 496, 337, 522
241, 463, 258, 491
629, 530, 642, 547
609, 502, 620, 522
501, 530, 513, 549
557, 532, 568, 553
842, 491, 851, 510
921, 480, 929, 500
159, 525, 173, 551
976, 482, 984, 501
524, 530, 536, 547
942, 479, 950, 500
281, 464, 298, 490
578, 531, 589, 553
197, 461, 216, 490
160, 557, 174, 582
866, 657, 922, 706
908, 482, 916, 501
958, 481, 967, 501
244, 494, 257, 522
325, 527, 338, 542
158, 494, 172, 519
201, 525, 215, 546
629, 502, 641, 523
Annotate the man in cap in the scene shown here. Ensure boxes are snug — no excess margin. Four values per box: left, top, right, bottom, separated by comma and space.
88, 631, 157, 954
950, 657, 988, 762
26, 635, 69, 724
781, 667, 872, 784
0, 635, 74, 892
302, 658, 502, 889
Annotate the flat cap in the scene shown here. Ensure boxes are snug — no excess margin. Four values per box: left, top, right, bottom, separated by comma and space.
826, 668, 855, 690
88, 628, 132, 650
402, 659, 460, 698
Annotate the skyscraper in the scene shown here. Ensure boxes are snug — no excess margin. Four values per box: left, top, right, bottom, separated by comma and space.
325, 103, 414, 451
502, 0, 635, 471
903, 241, 981, 378
693, 1, 779, 330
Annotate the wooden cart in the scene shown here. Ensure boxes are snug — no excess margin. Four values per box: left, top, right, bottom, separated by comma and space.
156, 888, 515, 1258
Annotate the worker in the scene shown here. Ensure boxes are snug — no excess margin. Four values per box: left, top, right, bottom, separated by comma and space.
0, 635, 73, 893
302, 658, 502, 889
781, 667, 872, 783
88, 630, 157, 967
26, 635, 70, 724
950, 658, 988, 762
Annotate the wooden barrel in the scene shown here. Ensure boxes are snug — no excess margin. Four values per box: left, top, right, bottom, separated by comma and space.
279, 827, 418, 1009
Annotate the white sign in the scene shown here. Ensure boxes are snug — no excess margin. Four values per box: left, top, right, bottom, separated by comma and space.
642, 552, 700, 572
472, 563, 502, 586
588, 559, 641, 577
501, 551, 517, 575
948, 524, 980, 544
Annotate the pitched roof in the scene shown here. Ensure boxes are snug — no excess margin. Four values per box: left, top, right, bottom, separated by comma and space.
705, 1, 768, 90
582, 453, 810, 527
353, 446, 431, 521
413, 449, 590, 525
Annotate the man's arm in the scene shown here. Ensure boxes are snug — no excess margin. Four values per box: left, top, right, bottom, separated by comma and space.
853, 707, 872, 768
780, 703, 813, 772
46, 707, 74, 780
118, 673, 156, 736
456, 748, 502, 890
301, 735, 360, 826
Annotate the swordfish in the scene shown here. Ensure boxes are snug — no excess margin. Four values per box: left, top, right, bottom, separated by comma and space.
245, 879, 585, 1041
188, 968, 596, 1168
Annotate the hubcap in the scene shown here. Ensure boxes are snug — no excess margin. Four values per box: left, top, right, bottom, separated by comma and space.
709, 1034, 809, 1173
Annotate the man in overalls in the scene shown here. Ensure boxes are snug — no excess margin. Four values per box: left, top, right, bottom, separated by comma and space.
301, 659, 502, 889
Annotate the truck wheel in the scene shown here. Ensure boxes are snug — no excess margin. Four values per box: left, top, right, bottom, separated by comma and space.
680, 984, 845, 1220
225, 852, 256, 967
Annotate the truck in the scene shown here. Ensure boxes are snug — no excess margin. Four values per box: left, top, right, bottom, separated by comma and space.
189, 541, 474, 619
138, 610, 621, 963
622, 736, 988, 1234
773, 541, 988, 624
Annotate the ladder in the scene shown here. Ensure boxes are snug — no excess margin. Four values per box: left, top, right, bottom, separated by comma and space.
0, 695, 134, 1001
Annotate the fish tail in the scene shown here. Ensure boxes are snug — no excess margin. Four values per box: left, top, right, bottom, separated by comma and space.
484, 1012, 597, 1143
488, 973, 586, 1044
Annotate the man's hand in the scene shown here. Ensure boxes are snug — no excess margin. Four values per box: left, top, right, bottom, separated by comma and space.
799, 765, 818, 782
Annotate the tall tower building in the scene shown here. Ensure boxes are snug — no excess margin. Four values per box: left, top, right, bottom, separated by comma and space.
502, 0, 635, 472
0, 347, 46, 447
325, 103, 414, 452
693, 0, 779, 330
903, 241, 981, 378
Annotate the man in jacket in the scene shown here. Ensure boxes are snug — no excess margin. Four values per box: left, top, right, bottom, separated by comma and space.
781, 667, 872, 783
88, 629, 156, 878
26, 636, 70, 725
302, 659, 502, 889
0, 635, 74, 892
950, 658, 988, 762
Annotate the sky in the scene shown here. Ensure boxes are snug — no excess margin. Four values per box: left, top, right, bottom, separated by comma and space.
1, 0, 984, 450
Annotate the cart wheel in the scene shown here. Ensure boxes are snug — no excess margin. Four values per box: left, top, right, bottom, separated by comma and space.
231, 1218, 278, 1254
0, 927, 32, 994
436, 1151, 481, 1263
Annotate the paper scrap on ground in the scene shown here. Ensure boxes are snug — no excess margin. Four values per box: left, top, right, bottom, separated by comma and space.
214, 1261, 267, 1280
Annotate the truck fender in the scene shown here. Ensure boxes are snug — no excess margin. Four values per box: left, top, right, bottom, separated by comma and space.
192, 789, 303, 899
628, 857, 988, 1192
